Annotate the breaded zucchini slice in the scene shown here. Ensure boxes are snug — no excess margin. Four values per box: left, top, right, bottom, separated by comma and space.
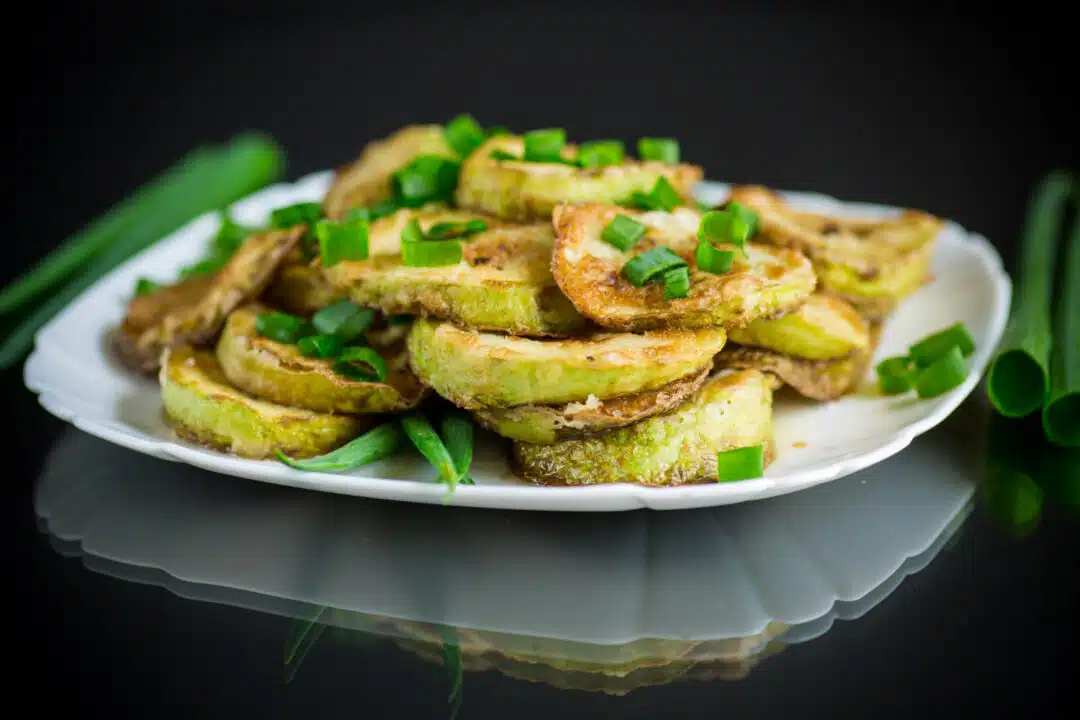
717, 321, 881, 401
160, 346, 369, 459
513, 369, 775, 486
266, 249, 347, 316
216, 304, 426, 414
726, 185, 943, 320
112, 226, 303, 374
321, 207, 587, 336
553, 204, 816, 332
455, 135, 703, 222
727, 294, 870, 361
322, 124, 455, 220
473, 367, 709, 444
406, 317, 727, 409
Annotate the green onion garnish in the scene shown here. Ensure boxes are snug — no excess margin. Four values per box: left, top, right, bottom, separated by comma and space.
638, 138, 680, 163
444, 114, 487, 157
876, 356, 917, 395
601, 214, 647, 251
271, 202, 322, 229
987, 170, 1074, 418
631, 177, 682, 212
426, 219, 488, 241
698, 210, 731, 242
312, 299, 375, 342
577, 140, 625, 168
716, 444, 765, 481
663, 266, 691, 300
276, 422, 404, 472
177, 257, 225, 279
622, 246, 687, 287
908, 322, 976, 368
400, 412, 461, 490
726, 201, 759, 245
333, 346, 388, 382
915, 345, 969, 398
316, 217, 369, 267
401, 240, 463, 267
440, 412, 475, 485
297, 333, 344, 359
1043, 206, 1080, 447
402, 218, 426, 245
391, 155, 460, 207
487, 125, 511, 137
694, 240, 735, 275
213, 213, 258, 257
255, 311, 309, 344
523, 128, 567, 163
134, 278, 161, 296
489, 150, 519, 162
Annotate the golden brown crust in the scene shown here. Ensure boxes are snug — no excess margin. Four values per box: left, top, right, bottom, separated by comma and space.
112, 227, 303, 374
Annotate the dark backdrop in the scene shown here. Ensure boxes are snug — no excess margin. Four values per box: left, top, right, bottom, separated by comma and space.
8, 1, 1079, 717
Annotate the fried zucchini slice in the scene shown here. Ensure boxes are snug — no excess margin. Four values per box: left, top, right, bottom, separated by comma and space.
322, 124, 455, 220
112, 227, 303, 374
717, 321, 881, 401
455, 135, 703, 222
321, 207, 587, 336
216, 304, 426, 414
160, 346, 368, 459
552, 204, 816, 332
473, 367, 709, 444
727, 294, 869, 361
406, 317, 727, 409
513, 369, 775, 486
726, 185, 943, 320
266, 249, 347, 315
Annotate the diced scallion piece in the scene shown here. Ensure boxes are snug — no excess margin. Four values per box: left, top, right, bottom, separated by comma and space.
622, 246, 687, 287
908, 323, 976, 367
425, 219, 488, 241
271, 202, 323, 229
333, 346, 388, 382
915, 345, 969, 398
255, 311, 310, 344
391, 155, 460, 207
631, 177, 682, 212
297, 333, 344, 359
638, 137, 680, 163
134, 278, 161, 296
601, 214, 647, 251
312, 299, 376, 342
663, 266, 691, 300
444, 114, 487, 157
401, 218, 426, 245
489, 149, 519, 162
316, 217, 369, 267
716, 444, 765, 481
726, 201, 759, 245
401, 240, 463, 267
694, 239, 735, 275
577, 140, 624, 168
523, 128, 567, 163
876, 355, 917, 395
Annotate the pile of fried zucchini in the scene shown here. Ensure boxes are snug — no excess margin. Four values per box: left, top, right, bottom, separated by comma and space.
111, 118, 943, 487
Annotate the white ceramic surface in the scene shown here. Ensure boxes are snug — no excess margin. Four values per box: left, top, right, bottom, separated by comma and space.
35, 399, 982, 649
23, 174, 1010, 511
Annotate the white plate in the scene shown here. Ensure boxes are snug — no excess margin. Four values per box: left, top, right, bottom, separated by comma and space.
22, 174, 1010, 511
35, 404, 979, 650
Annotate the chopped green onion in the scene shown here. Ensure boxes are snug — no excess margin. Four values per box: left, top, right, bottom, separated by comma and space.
622, 246, 687, 286
401, 412, 461, 489
876, 355, 917, 395
726, 201, 759, 245
276, 422, 404, 472
487, 125, 511, 137
271, 202, 322, 229
638, 138, 680, 163
401, 239, 463, 267
333, 346, 388, 382
915, 345, 968, 398
698, 210, 731, 243
632, 177, 682, 212
1044, 206, 1080, 447
694, 240, 735, 275
177, 256, 226, 279
987, 170, 1073, 417
255, 311, 309, 344
402, 218, 426, 244
387, 314, 413, 326
426, 219, 488, 240
316, 217, 369, 267
489, 149, 519, 162
663, 265, 691, 300
523, 128, 567, 163
440, 412, 474, 485
908, 322, 976, 367
444, 114, 487, 157
577, 140, 625, 168
297, 333, 344, 359
213, 213, 257, 257
601, 214, 647, 251
716, 444, 765, 481
134, 278, 161, 296
391, 155, 460, 207
349, 199, 402, 222
312, 300, 375, 341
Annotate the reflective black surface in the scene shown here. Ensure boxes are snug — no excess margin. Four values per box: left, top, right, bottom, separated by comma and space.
9, 2, 1079, 717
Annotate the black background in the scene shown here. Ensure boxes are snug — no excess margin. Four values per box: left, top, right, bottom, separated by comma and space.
8, 1, 1079, 717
